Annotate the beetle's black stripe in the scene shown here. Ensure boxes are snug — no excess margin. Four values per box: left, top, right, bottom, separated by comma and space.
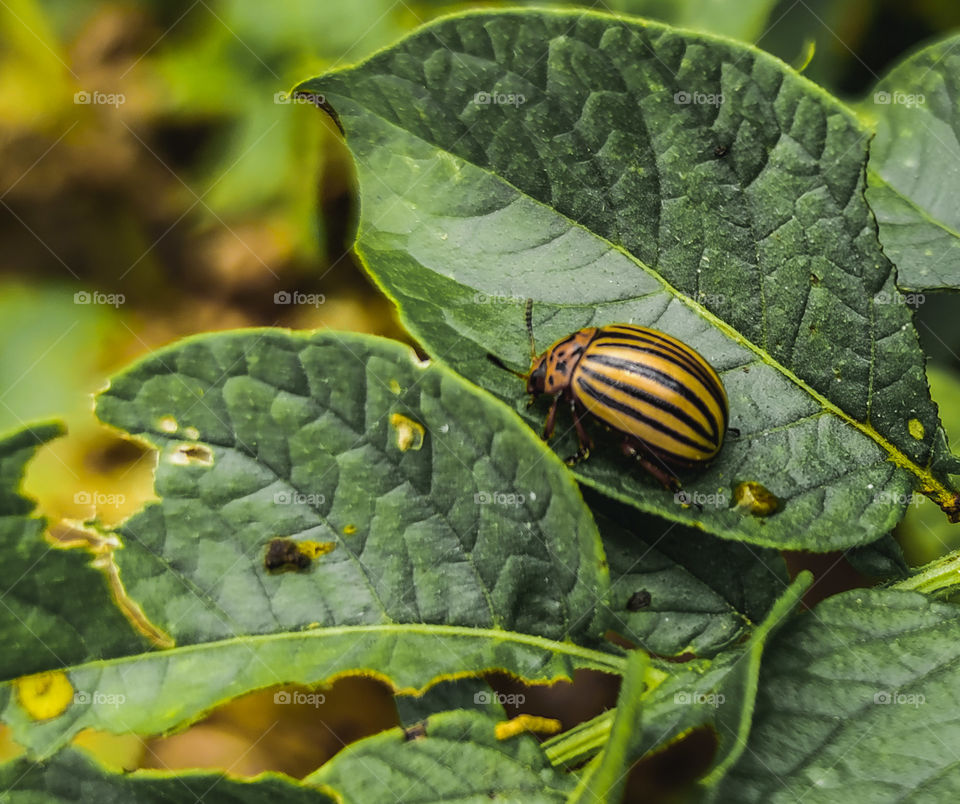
595, 331, 721, 401
597, 328, 723, 401
576, 377, 711, 457
595, 331, 710, 381
579, 365, 716, 446
595, 328, 725, 409
591, 339, 726, 418
581, 355, 720, 442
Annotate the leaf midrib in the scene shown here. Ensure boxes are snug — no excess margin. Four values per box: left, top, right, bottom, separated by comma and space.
3, 623, 626, 688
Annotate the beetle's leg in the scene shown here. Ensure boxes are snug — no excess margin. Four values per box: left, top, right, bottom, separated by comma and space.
542, 396, 560, 440
564, 397, 593, 466
621, 437, 681, 491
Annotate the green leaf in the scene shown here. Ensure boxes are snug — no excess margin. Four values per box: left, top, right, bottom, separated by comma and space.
2, 330, 621, 757
844, 533, 909, 580
0, 423, 147, 680
395, 677, 503, 725
295, 8, 958, 550
699, 569, 811, 787
715, 589, 960, 802
594, 491, 789, 656
897, 365, 960, 564
864, 34, 960, 291
1, 627, 622, 759
0, 747, 334, 802
95, 330, 609, 644
304, 709, 574, 802
545, 573, 811, 775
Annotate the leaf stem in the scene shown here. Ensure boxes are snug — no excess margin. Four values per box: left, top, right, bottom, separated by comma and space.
891, 551, 960, 597
566, 651, 647, 803
543, 710, 615, 767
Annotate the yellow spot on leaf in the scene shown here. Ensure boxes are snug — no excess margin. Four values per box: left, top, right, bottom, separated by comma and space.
16, 671, 74, 720
157, 416, 178, 433
390, 413, 425, 452
299, 540, 336, 559
183, 426, 200, 440
908, 419, 925, 440
389, 379, 402, 394
494, 714, 562, 740
343, 524, 357, 535
732, 481, 780, 517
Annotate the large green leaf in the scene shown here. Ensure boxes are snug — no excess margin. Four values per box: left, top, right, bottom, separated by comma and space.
2, 330, 623, 757
545, 573, 811, 778
305, 709, 574, 802
715, 589, 960, 802
0, 748, 333, 802
294, 9, 959, 550
594, 491, 789, 657
0, 423, 147, 680
95, 330, 609, 645
864, 34, 960, 291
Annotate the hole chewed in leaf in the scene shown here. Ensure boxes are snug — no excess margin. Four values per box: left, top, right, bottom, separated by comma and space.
169, 444, 214, 466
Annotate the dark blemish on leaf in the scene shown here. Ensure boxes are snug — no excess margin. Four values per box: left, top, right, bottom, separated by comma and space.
404, 720, 428, 741
810, 273, 820, 285
714, 144, 729, 158
627, 590, 652, 611
170, 443, 214, 466
264, 538, 312, 572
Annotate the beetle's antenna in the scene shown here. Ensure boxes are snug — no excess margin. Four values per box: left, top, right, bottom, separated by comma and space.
525, 298, 536, 362
486, 353, 526, 378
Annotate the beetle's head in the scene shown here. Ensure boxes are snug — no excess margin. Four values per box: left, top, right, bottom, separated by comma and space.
526, 355, 547, 396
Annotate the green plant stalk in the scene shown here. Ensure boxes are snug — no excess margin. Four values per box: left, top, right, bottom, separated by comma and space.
543, 708, 615, 767
566, 650, 647, 803
699, 571, 813, 789
892, 550, 960, 597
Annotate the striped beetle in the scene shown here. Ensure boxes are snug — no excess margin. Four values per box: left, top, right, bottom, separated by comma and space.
489, 301, 729, 489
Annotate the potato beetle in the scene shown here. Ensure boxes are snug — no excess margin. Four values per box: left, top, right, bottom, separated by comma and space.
488, 301, 729, 489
